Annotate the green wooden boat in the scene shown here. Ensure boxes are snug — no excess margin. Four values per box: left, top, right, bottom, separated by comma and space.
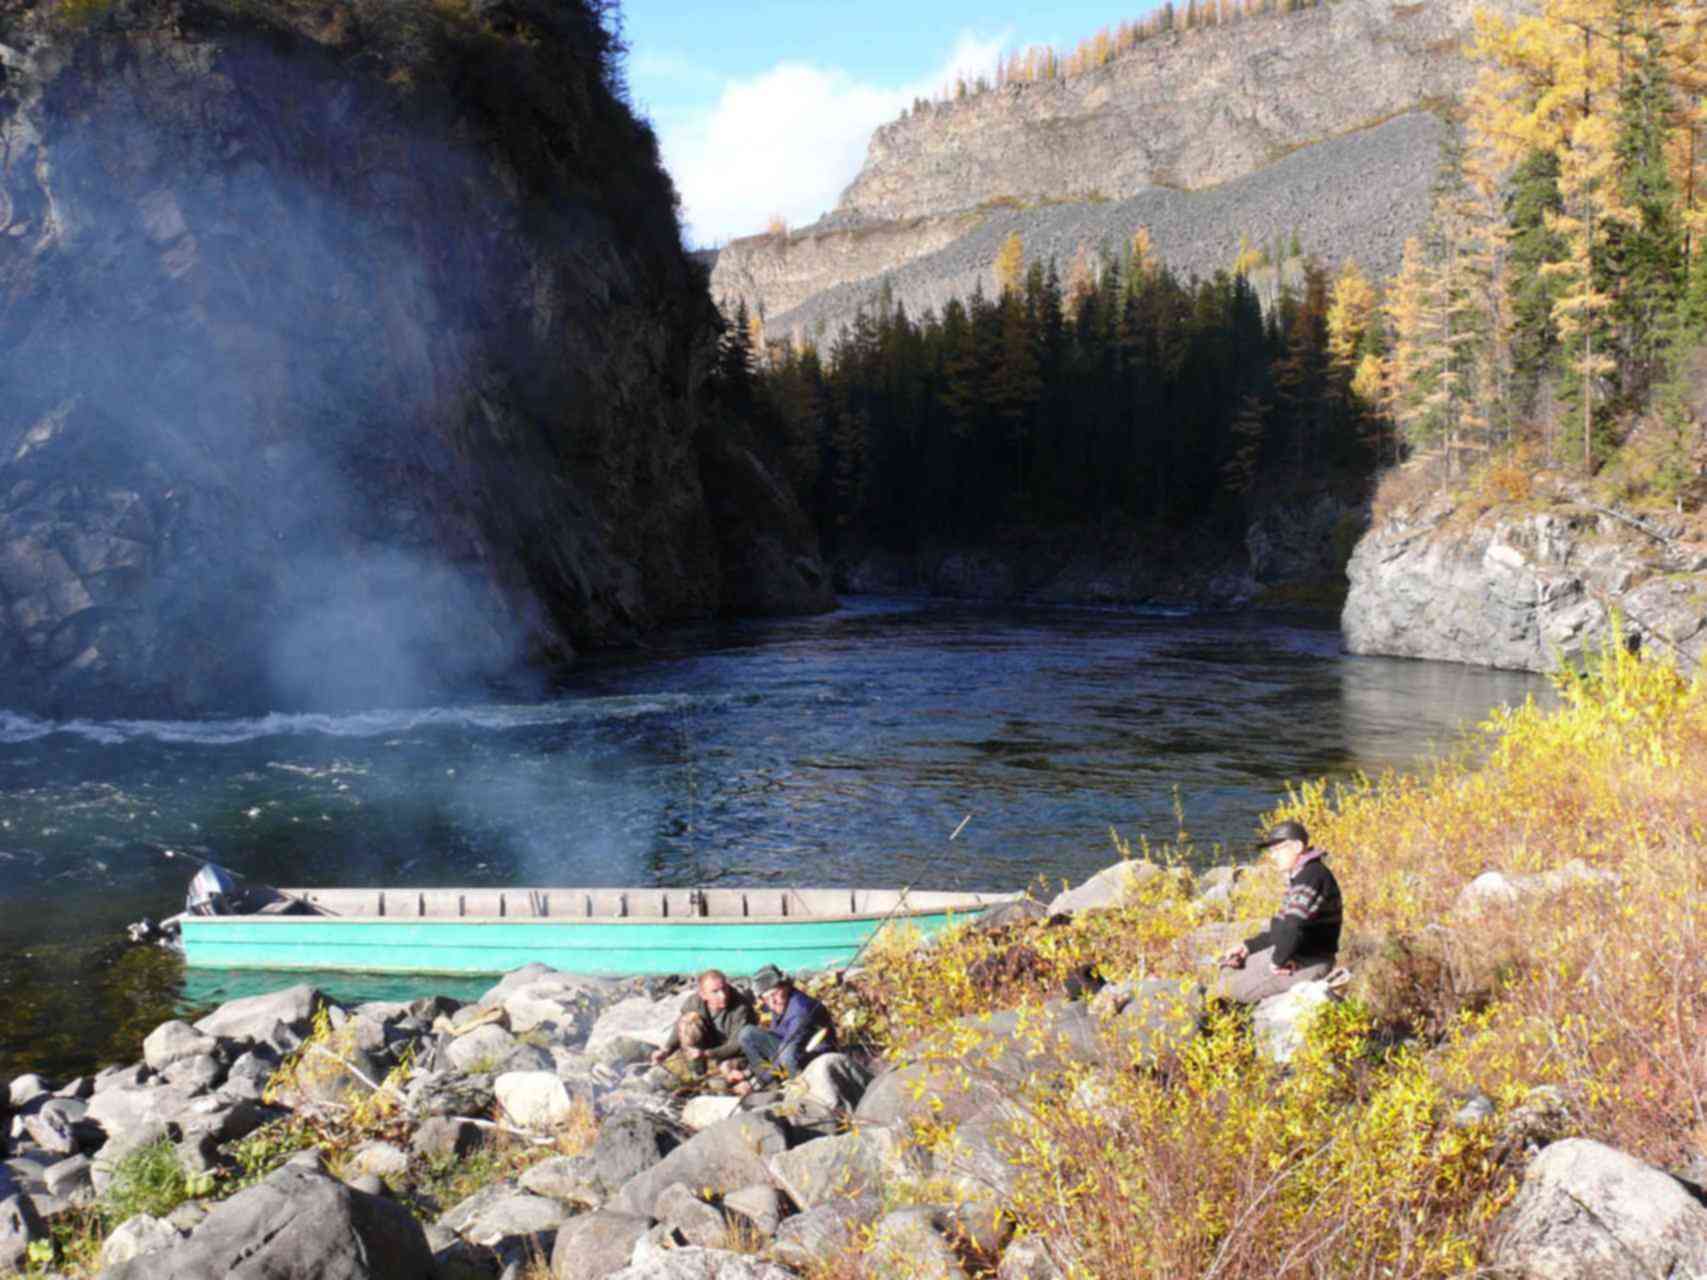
176, 886, 1021, 978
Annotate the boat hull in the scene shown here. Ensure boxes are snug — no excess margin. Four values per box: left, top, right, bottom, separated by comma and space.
178, 906, 996, 977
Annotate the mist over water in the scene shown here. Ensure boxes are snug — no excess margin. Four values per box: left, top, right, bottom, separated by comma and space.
0, 598, 1548, 1078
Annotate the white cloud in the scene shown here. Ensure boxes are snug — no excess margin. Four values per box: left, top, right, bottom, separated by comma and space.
659, 30, 1009, 248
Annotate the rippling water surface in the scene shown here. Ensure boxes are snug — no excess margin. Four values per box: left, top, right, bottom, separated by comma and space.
0, 598, 1547, 1077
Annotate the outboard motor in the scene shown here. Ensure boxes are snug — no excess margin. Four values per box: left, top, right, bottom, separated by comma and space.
185, 861, 240, 916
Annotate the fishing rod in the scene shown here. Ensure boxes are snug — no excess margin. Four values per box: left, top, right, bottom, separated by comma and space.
842, 812, 974, 973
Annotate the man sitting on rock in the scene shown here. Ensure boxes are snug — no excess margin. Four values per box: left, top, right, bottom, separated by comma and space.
728, 964, 836, 1097
648, 969, 754, 1086
1219, 820, 1342, 1004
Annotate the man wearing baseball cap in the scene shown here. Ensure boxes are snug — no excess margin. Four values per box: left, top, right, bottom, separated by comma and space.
1218, 819, 1342, 1003
727, 963, 837, 1096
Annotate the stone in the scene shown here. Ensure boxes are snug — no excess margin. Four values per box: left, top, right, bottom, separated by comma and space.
1251, 981, 1337, 1064
591, 1111, 687, 1195
161, 1054, 226, 1093
770, 1196, 882, 1270
974, 898, 1049, 931
1490, 1138, 1707, 1280
519, 1154, 604, 1207
502, 983, 600, 1040
174, 1096, 273, 1147
1193, 865, 1244, 907
787, 1053, 874, 1113
94, 1063, 151, 1093
1046, 860, 1167, 915
1452, 1094, 1496, 1128
350, 1141, 410, 1180
453, 1191, 573, 1248
142, 1021, 220, 1072
867, 1206, 972, 1279
856, 1061, 1004, 1132
680, 1095, 741, 1131
55, 1077, 94, 1101
592, 1036, 656, 1069
346, 1173, 386, 1197
616, 1112, 789, 1218
494, 1071, 577, 1131
192, 985, 323, 1047
586, 993, 694, 1058
99, 1213, 186, 1271
7, 1076, 47, 1109
406, 1070, 496, 1120
43, 1154, 91, 1199
448, 1023, 523, 1074
412, 1115, 487, 1162
0, 1192, 45, 1273
21, 1099, 86, 1157
603, 1248, 798, 1280
1099, 977, 1205, 1065
653, 1182, 734, 1248
934, 1114, 1026, 1217
1453, 860, 1621, 917
769, 1125, 924, 1210
549, 1208, 652, 1280
721, 1184, 787, 1238
102, 1160, 432, 1280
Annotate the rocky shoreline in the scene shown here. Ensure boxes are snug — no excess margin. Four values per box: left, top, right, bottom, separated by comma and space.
4, 855, 1703, 1278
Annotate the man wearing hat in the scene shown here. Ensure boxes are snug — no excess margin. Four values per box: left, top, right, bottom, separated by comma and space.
1219, 819, 1342, 1003
728, 964, 837, 1096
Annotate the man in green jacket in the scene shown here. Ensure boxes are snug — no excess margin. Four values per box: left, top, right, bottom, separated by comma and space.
649, 969, 756, 1078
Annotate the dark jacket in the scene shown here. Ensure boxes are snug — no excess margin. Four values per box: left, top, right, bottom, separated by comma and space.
1244, 850, 1342, 968
659, 988, 756, 1063
771, 988, 836, 1062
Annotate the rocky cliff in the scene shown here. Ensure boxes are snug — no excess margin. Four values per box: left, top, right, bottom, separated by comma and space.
711, 0, 1523, 343
1343, 490, 1707, 672
0, 0, 830, 717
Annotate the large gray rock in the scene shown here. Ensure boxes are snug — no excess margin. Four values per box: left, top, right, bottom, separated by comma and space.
1095, 978, 1205, 1064
679, 1096, 742, 1132
768, 1125, 924, 1210
1046, 860, 1167, 916
998, 1235, 1069, 1280
495, 1071, 578, 1131
193, 986, 323, 1047
142, 1022, 220, 1073
0, 1192, 46, 1274
7, 1076, 47, 1109
549, 1208, 652, 1280
615, 1113, 788, 1218
450, 1191, 574, 1249
786, 1053, 874, 1114
866, 1207, 971, 1279
102, 1160, 433, 1280
653, 1182, 737, 1249
770, 1195, 882, 1270
721, 1185, 787, 1238
411, 1115, 486, 1162
586, 994, 694, 1057
1453, 860, 1621, 917
1490, 1138, 1707, 1279
591, 1111, 687, 1196
604, 1248, 798, 1280
99, 1213, 186, 1271
1251, 982, 1336, 1064
856, 1061, 1004, 1132
520, 1154, 604, 1207
445, 1023, 522, 1074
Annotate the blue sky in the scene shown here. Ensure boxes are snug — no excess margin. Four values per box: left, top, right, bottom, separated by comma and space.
616, 1, 1168, 247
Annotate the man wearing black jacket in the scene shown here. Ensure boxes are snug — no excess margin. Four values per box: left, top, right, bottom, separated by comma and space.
1219, 820, 1342, 1004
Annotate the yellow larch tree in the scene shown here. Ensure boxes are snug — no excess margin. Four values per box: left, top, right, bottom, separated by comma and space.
994, 232, 1027, 296
1326, 259, 1377, 372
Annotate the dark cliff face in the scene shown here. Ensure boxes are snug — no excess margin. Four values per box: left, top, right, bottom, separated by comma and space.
0, 0, 830, 717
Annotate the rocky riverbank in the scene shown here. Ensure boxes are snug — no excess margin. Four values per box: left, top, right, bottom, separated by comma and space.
3, 848, 1700, 1279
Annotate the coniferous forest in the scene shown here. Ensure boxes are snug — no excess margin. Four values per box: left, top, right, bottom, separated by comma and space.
712, 0, 1707, 560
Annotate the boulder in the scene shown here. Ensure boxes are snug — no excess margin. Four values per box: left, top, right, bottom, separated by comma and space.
787, 1053, 874, 1114
7, 1076, 48, 1109
1193, 865, 1244, 908
653, 1182, 735, 1248
142, 1021, 220, 1073
616, 1112, 788, 1218
586, 994, 694, 1058
1490, 1138, 1707, 1279
102, 1160, 433, 1280
502, 982, 602, 1040
405, 1070, 496, 1120
866, 1207, 971, 1279
933, 1113, 1026, 1214
974, 898, 1049, 931
411, 1115, 486, 1162
0, 1192, 46, 1274
549, 1208, 652, 1280
21, 1098, 90, 1157
770, 1196, 882, 1270
1454, 860, 1620, 917
93, 1064, 151, 1093
768, 1125, 923, 1210
519, 1154, 604, 1207
349, 1142, 410, 1180
679, 1096, 741, 1132
1098, 978, 1205, 1065
721, 1185, 787, 1238
495, 1072, 578, 1131
99, 1213, 186, 1271
43, 1154, 92, 1200
856, 1061, 1003, 1132
604, 1248, 798, 1280
192, 985, 323, 1047
1251, 982, 1336, 1063
1046, 860, 1169, 915
451, 1191, 574, 1249
161, 1054, 226, 1094
592, 1036, 657, 1070
446, 1023, 522, 1074
591, 1111, 687, 1195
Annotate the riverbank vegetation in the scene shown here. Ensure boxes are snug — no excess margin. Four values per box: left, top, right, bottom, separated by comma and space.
819, 633, 1707, 1277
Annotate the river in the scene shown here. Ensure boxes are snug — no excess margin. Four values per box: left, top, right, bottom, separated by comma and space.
0, 598, 1547, 1080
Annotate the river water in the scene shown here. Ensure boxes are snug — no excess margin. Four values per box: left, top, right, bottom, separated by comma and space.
0, 598, 1547, 1079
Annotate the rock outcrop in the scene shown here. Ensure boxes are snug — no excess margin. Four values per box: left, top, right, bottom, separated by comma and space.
710, 0, 1525, 343
0, 0, 830, 717
1342, 490, 1707, 671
